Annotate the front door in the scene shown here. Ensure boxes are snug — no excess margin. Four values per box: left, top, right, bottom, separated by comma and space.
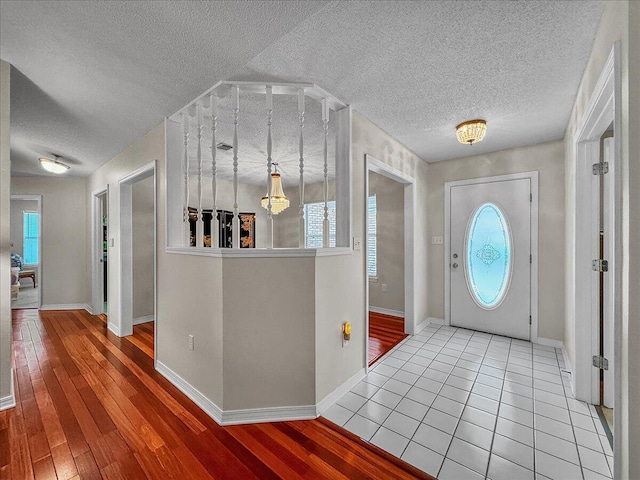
450, 177, 531, 340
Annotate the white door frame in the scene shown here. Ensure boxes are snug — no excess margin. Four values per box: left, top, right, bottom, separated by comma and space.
364, 154, 416, 370
444, 172, 539, 342
573, 43, 621, 476
10, 194, 42, 309
91, 188, 108, 315
118, 161, 156, 342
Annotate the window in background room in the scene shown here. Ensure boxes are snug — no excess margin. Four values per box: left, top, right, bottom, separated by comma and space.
23, 211, 39, 265
367, 195, 377, 277
304, 200, 337, 247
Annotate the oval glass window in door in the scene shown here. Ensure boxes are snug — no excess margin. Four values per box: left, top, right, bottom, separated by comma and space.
465, 203, 512, 309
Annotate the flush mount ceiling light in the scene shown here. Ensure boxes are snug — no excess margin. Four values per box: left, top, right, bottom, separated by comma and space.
39, 155, 70, 174
455, 119, 487, 145
261, 163, 290, 215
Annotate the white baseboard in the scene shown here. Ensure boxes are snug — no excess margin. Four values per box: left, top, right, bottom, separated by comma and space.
107, 322, 121, 336
133, 315, 154, 325
535, 337, 564, 349
316, 368, 366, 415
0, 369, 15, 411
369, 306, 404, 318
156, 360, 223, 424
41, 303, 93, 314
425, 317, 445, 326
221, 405, 317, 426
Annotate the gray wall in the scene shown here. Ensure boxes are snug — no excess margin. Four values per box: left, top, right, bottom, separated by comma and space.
0, 59, 12, 404
10, 199, 38, 266
11, 176, 88, 307
427, 140, 565, 341
132, 175, 154, 319
368, 171, 404, 314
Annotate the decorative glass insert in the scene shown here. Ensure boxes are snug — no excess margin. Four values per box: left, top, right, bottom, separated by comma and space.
465, 203, 511, 309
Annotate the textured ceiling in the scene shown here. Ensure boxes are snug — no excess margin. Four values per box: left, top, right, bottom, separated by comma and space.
1, 0, 604, 178
233, 0, 605, 162
0, 0, 330, 176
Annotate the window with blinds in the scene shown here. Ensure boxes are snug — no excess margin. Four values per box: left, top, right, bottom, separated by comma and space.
23, 211, 39, 265
304, 196, 377, 276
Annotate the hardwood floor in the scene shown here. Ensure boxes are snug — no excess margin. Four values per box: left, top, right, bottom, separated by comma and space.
1, 309, 432, 479
368, 311, 407, 366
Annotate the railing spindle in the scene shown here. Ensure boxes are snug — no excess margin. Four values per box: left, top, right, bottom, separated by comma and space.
266, 86, 274, 248
298, 89, 305, 248
196, 103, 204, 248
183, 113, 191, 246
322, 98, 330, 248
232, 86, 240, 249
210, 94, 218, 249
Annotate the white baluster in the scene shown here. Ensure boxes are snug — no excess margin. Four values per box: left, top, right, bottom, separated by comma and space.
298, 89, 305, 248
266, 86, 274, 248
183, 113, 191, 247
232, 86, 240, 249
322, 98, 330, 248
210, 94, 218, 249
196, 103, 204, 248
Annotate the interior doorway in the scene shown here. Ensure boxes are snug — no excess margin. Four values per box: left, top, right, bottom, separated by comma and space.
119, 161, 156, 359
365, 155, 415, 369
92, 188, 108, 316
10, 194, 42, 310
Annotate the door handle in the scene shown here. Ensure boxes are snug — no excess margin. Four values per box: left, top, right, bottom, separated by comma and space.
452, 263, 459, 269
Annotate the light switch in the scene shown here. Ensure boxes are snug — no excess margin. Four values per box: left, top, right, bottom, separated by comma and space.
109, 238, 115, 247
353, 237, 362, 251
432, 236, 444, 245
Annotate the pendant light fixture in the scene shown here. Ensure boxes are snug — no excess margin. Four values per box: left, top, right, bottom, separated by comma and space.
39, 154, 70, 174
261, 163, 290, 214
455, 119, 487, 145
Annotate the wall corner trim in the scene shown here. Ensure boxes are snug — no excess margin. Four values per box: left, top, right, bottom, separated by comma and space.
316, 368, 366, 416
40, 304, 93, 314
132, 315, 154, 325
156, 361, 223, 424
0, 369, 15, 411
424, 317, 445, 327
369, 306, 405, 318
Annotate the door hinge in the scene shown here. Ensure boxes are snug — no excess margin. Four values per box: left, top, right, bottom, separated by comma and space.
529, 315, 532, 325
592, 355, 609, 370
592, 162, 609, 175
530, 254, 532, 264
592, 259, 609, 272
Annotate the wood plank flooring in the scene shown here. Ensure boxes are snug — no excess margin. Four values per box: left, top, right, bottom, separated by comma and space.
1, 309, 432, 479
368, 312, 407, 366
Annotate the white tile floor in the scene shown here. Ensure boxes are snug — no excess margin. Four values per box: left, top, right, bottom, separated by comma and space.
323, 324, 613, 480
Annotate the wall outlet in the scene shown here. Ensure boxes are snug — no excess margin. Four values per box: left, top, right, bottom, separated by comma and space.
381, 283, 388, 292
353, 237, 362, 251
188, 334, 194, 351
432, 236, 444, 245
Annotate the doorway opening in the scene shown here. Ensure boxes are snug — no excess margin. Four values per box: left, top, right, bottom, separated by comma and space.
92, 189, 108, 317
10, 194, 42, 310
119, 161, 156, 360
364, 155, 415, 369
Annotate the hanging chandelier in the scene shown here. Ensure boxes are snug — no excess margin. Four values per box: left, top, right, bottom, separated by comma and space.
261, 163, 290, 214
455, 119, 487, 145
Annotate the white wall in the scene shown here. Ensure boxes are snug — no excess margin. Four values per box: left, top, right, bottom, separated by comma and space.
132, 175, 154, 319
563, 1, 638, 476
0, 59, 12, 405
10, 199, 38, 266
427, 141, 565, 340
11, 176, 88, 307
368, 171, 404, 314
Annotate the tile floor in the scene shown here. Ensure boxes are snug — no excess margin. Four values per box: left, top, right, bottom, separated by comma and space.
323, 324, 613, 480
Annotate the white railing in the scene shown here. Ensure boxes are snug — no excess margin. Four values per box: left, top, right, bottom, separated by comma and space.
166, 81, 350, 253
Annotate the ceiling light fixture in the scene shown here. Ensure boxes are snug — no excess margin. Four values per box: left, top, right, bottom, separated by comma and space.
456, 119, 487, 145
39, 155, 70, 174
261, 163, 289, 215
